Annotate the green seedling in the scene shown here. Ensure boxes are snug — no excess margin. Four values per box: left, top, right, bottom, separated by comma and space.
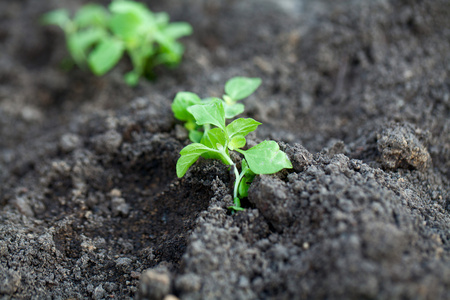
41, 0, 192, 86
172, 76, 261, 142
174, 92, 292, 212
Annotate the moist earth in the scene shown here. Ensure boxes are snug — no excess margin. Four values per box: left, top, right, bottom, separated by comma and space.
0, 0, 449, 299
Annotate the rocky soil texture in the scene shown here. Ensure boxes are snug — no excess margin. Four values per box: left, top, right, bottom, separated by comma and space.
0, 0, 449, 299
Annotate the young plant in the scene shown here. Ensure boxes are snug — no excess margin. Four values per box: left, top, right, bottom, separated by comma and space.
174, 99, 292, 212
172, 76, 261, 142
41, 0, 192, 86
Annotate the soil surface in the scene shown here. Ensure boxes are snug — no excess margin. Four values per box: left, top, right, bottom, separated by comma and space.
1, 0, 449, 299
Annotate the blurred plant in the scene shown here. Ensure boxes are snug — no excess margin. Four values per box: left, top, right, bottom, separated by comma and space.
41, 0, 192, 86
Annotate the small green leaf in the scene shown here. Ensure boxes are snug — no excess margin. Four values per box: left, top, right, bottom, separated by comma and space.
241, 141, 293, 174
223, 94, 234, 105
238, 174, 253, 198
128, 46, 154, 76
228, 197, 245, 211
74, 4, 109, 28
154, 12, 169, 26
172, 92, 202, 121
226, 118, 261, 140
176, 143, 215, 178
109, 0, 153, 23
238, 160, 255, 198
200, 128, 227, 150
124, 71, 140, 86
185, 121, 197, 131
88, 37, 124, 75
163, 22, 193, 40
188, 102, 226, 131
200, 128, 229, 164
201, 97, 223, 108
225, 77, 262, 101
202, 97, 221, 104
155, 42, 184, 66
109, 12, 143, 40
67, 28, 106, 66
40, 9, 70, 29
188, 130, 203, 143
153, 30, 171, 48
229, 203, 245, 212
228, 135, 246, 151
224, 102, 245, 119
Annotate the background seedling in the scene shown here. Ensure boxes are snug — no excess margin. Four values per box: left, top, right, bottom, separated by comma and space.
172, 76, 261, 142
173, 82, 292, 211
41, 0, 192, 86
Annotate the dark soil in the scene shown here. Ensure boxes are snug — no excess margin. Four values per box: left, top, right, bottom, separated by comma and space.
1, 0, 449, 299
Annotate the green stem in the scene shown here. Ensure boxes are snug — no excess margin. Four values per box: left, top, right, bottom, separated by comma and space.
204, 123, 211, 132
218, 148, 242, 208
233, 164, 241, 200
235, 148, 245, 155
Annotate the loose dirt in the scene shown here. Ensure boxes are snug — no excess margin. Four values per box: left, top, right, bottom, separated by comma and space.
1, 0, 449, 299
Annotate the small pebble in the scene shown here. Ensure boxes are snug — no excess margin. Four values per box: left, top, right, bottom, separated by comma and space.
175, 273, 201, 293
115, 257, 133, 273
93, 284, 105, 300
139, 268, 171, 300
60, 133, 82, 153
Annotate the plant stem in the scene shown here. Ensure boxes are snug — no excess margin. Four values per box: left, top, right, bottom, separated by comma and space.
204, 123, 211, 133
233, 164, 240, 200
218, 148, 242, 208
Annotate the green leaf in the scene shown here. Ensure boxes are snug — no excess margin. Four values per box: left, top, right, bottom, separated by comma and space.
67, 28, 106, 66
88, 37, 124, 75
128, 46, 154, 76
238, 174, 253, 198
226, 118, 261, 140
200, 128, 227, 150
40, 9, 70, 29
228, 197, 245, 211
74, 4, 109, 28
185, 120, 197, 131
153, 30, 170, 47
188, 130, 203, 143
163, 22, 193, 40
241, 141, 293, 174
124, 71, 140, 86
109, 0, 156, 40
225, 77, 262, 101
224, 102, 245, 119
109, 0, 153, 22
172, 92, 202, 121
176, 143, 215, 178
154, 41, 184, 66
228, 135, 246, 151
238, 160, 255, 198
202, 97, 222, 104
187, 102, 226, 131
200, 128, 229, 164
154, 12, 169, 26
109, 12, 143, 40
204, 97, 244, 118
229, 203, 245, 212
